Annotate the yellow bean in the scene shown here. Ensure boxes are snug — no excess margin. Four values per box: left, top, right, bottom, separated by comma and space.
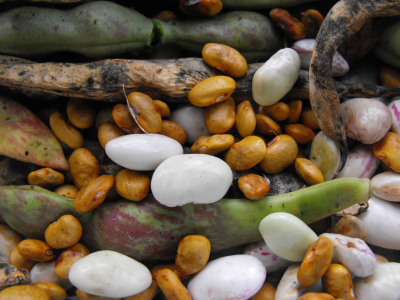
154, 100, 171, 118
298, 292, 335, 300
49, 112, 84, 149
66, 98, 96, 129
73, 175, 115, 213
287, 99, 303, 124
54, 243, 89, 279
322, 264, 355, 300
32, 282, 67, 300
9, 249, 36, 271
124, 279, 159, 300
249, 282, 276, 300
45, 214, 83, 249
17, 239, 56, 262
236, 100, 256, 138
202, 43, 248, 77
27, 168, 65, 189
295, 158, 324, 186
238, 174, 270, 200
0, 285, 51, 300
255, 114, 281, 136
175, 235, 211, 275
204, 97, 236, 134
115, 169, 150, 201
54, 185, 79, 199
225, 135, 267, 171
373, 132, 400, 172
259, 102, 290, 122
127, 92, 163, 133
69, 148, 100, 190
112, 103, 142, 134
156, 269, 192, 300
159, 120, 187, 145
284, 124, 315, 144
301, 105, 320, 130
188, 76, 236, 107
97, 121, 126, 149
150, 263, 191, 281
190, 134, 234, 155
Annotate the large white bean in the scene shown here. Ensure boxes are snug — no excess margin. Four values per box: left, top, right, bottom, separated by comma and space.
69, 250, 152, 298
252, 48, 300, 106
169, 105, 210, 144
359, 196, 400, 250
320, 233, 377, 277
151, 154, 232, 207
259, 212, 318, 262
243, 240, 292, 273
353, 262, 400, 300
371, 171, 400, 202
105, 133, 183, 171
275, 263, 305, 300
335, 143, 380, 179
341, 98, 392, 144
291, 39, 349, 77
309, 131, 341, 181
187, 255, 266, 300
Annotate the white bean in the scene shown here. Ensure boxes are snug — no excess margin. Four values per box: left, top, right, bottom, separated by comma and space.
371, 171, 400, 202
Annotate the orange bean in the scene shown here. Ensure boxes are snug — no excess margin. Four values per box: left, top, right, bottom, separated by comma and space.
151, 263, 191, 281
190, 134, 234, 155
112, 103, 142, 134
32, 282, 67, 300
153, 10, 177, 21
69, 148, 100, 190
298, 293, 335, 300
0, 285, 51, 300
50, 112, 84, 149
159, 120, 187, 145
322, 264, 355, 300
373, 132, 400, 172
115, 169, 150, 201
124, 279, 159, 300
54, 243, 89, 279
45, 214, 83, 249
17, 239, 56, 262
154, 100, 171, 118
9, 249, 36, 271
259, 102, 290, 122
300, 9, 324, 38
249, 282, 276, 300
66, 98, 96, 129
54, 185, 79, 199
236, 100, 256, 138
284, 124, 315, 144
238, 174, 270, 200
175, 235, 211, 275
301, 105, 320, 130
97, 121, 126, 149
27, 168, 65, 189
295, 158, 324, 186
179, 0, 222, 17
156, 269, 192, 300
269, 8, 306, 40
255, 114, 281, 136
287, 99, 303, 124
204, 97, 236, 134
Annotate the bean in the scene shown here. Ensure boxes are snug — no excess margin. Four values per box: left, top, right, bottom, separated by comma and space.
0, 224, 23, 262
97, 122, 126, 149
331, 215, 367, 240
175, 235, 211, 275
188, 76, 236, 107
32, 282, 67, 300
300, 9, 324, 38
153, 10, 177, 21
66, 98, 96, 129
69, 148, 100, 189
373, 131, 400, 172
287, 99, 303, 124
322, 264, 355, 300
112, 104, 142, 134
284, 123, 315, 144
255, 114, 281, 136
202, 43, 248, 77
238, 173, 270, 200
73, 175, 115, 213
30, 260, 72, 291
388, 97, 400, 135
156, 269, 192, 300
297, 237, 334, 287
124, 279, 159, 300
27, 168, 65, 188
49, 111, 84, 149
54, 243, 89, 279
301, 105, 320, 130
9, 249, 36, 271
0, 285, 50, 300
260, 134, 298, 174
45, 214, 83, 249
371, 170, 400, 202
75, 289, 122, 300
295, 158, 324, 186
379, 65, 400, 88
154, 100, 171, 118
298, 293, 335, 300
150, 263, 190, 281
259, 101, 290, 122
190, 134, 234, 155
235, 100, 256, 138
269, 8, 306, 40
115, 169, 150, 201
126, 92, 162, 133
94, 107, 114, 129
204, 97, 236, 134
225, 135, 267, 171
159, 120, 187, 145
54, 184, 79, 199
179, 0, 222, 16
17, 239, 56, 261
249, 282, 276, 300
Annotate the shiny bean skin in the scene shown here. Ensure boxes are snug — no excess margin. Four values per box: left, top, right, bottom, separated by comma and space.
297, 237, 334, 287
255, 114, 282, 136
249, 282, 276, 300
151, 263, 190, 281
54, 185, 79, 199
159, 120, 187, 145
66, 98, 96, 129
322, 264, 355, 300
204, 97, 236, 134
112, 104, 142, 134
202, 43, 248, 77
259, 102, 290, 122
9, 249, 36, 271
124, 279, 159, 300
0, 285, 51, 300
153, 10, 177, 21
287, 100, 303, 124
238, 173, 270, 200
190, 134, 234, 155
371, 170, 400, 202
154, 100, 171, 118
300, 9, 324, 38
284, 124, 315, 144
295, 158, 324, 186
175, 235, 211, 275
332, 215, 367, 241
73, 175, 115, 213
156, 269, 192, 300
236, 100, 256, 138
17, 239, 56, 262
32, 282, 67, 300
50, 112, 84, 149
126, 92, 163, 133
27, 168, 65, 189
260, 134, 298, 174
54, 243, 90, 279
270, 8, 306, 40
45, 214, 83, 249
69, 148, 100, 189
94, 107, 114, 129
179, 0, 222, 17
188, 76, 236, 107
225, 135, 267, 171
115, 169, 150, 201
373, 131, 400, 172
298, 293, 335, 300
98, 122, 126, 149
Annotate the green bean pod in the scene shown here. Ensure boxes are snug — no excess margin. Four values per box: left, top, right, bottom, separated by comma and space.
0, 1, 154, 58
0, 177, 371, 262
153, 11, 283, 62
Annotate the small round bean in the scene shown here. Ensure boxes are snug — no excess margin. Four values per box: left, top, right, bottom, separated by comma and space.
238, 174, 270, 200
45, 214, 83, 249
175, 235, 211, 275
115, 169, 150, 202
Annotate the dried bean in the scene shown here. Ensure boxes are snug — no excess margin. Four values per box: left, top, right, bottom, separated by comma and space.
190, 134, 234, 155
69, 148, 100, 189
204, 97, 236, 134
45, 214, 83, 249
17, 239, 56, 261
50, 112, 84, 149
97, 122, 126, 149
235, 100, 256, 138
27, 168, 65, 188
66, 98, 96, 129
115, 169, 150, 202
238, 174, 270, 200
54, 242, 89, 279
112, 104, 141, 134
175, 235, 211, 275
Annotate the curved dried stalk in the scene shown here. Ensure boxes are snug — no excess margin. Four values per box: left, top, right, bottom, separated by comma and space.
310, 0, 400, 173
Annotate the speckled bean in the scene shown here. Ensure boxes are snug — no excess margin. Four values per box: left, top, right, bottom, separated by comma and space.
371, 170, 400, 202
331, 215, 367, 241
175, 235, 211, 275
